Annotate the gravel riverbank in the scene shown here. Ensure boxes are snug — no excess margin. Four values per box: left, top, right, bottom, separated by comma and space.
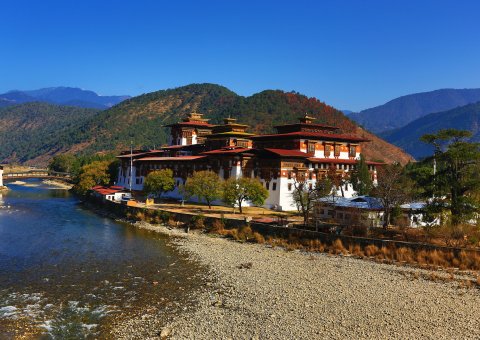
113, 222, 480, 339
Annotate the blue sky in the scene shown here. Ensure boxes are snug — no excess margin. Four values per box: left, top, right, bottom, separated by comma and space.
1, 0, 479, 111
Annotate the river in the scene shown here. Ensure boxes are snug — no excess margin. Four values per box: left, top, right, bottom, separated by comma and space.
0, 179, 203, 338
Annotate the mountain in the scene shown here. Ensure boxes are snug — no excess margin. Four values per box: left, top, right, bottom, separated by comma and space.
341, 110, 355, 115
0, 87, 130, 109
382, 101, 480, 159
350, 89, 480, 134
0, 102, 99, 164
0, 84, 413, 166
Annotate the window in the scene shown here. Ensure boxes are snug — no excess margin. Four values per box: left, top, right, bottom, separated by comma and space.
309, 183, 313, 190
288, 171, 292, 179
324, 144, 331, 157
349, 145, 356, 157
307, 142, 316, 153
272, 182, 277, 191
334, 144, 341, 157
288, 183, 292, 191
266, 182, 270, 190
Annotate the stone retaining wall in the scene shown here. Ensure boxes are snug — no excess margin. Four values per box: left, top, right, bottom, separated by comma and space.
95, 198, 480, 257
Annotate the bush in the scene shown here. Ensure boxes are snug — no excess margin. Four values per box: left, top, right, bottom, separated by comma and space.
190, 214, 205, 230
331, 239, 347, 255
159, 211, 171, 225
208, 219, 226, 234
252, 232, 265, 244
364, 244, 379, 257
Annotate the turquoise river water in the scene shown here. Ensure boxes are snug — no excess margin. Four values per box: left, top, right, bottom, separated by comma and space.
0, 179, 202, 338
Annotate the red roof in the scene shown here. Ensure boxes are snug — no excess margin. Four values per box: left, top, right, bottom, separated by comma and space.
165, 121, 214, 128
134, 156, 207, 162
92, 186, 125, 195
201, 147, 250, 155
116, 152, 149, 158
263, 148, 308, 158
252, 131, 370, 142
160, 145, 186, 149
273, 122, 339, 130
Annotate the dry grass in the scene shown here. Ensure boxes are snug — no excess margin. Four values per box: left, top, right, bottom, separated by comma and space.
364, 244, 379, 257
252, 232, 265, 244
394, 247, 415, 263
331, 239, 347, 255
151, 211, 480, 272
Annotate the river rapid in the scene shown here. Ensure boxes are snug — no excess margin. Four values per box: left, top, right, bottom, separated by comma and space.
0, 179, 203, 338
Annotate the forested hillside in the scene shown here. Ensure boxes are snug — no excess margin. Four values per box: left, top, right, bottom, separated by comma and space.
0, 102, 99, 164
0, 84, 413, 165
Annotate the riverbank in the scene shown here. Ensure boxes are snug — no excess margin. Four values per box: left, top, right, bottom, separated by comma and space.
112, 221, 480, 339
42, 179, 73, 189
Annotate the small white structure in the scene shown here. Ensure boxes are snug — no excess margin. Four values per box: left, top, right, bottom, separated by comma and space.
0, 166, 3, 187
92, 185, 131, 202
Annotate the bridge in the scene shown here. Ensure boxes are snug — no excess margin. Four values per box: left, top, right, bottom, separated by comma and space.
0, 167, 72, 185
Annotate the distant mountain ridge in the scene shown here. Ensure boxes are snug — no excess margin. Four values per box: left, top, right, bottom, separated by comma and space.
0, 87, 130, 109
382, 101, 480, 159
349, 88, 480, 134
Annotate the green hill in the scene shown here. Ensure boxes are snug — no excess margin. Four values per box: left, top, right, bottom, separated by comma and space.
0, 102, 99, 164
0, 84, 413, 166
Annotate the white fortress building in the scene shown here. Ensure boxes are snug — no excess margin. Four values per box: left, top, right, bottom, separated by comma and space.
117, 113, 380, 211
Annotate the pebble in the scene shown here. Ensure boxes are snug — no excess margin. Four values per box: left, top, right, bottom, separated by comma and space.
112, 222, 480, 339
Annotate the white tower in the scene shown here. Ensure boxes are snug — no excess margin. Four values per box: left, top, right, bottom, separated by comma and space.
0, 166, 3, 187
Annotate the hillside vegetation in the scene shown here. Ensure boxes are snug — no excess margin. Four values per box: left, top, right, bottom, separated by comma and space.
0, 84, 413, 165
0, 102, 99, 164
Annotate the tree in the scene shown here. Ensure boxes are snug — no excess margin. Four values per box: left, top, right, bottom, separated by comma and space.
371, 163, 413, 228
350, 154, 374, 196
73, 160, 112, 195
223, 177, 268, 214
420, 129, 480, 225
183, 171, 223, 209
292, 175, 333, 224
327, 164, 347, 199
48, 154, 77, 173
143, 169, 175, 198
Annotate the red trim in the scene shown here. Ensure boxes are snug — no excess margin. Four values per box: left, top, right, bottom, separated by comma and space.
165, 122, 214, 127
263, 148, 308, 157
308, 157, 383, 165
252, 131, 369, 142
134, 156, 207, 162
201, 147, 250, 155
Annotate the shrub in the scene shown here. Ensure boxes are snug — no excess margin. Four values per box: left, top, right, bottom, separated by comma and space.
394, 247, 414, 263
364, 244, 379, 257
331, 239, 347, 255
237, 225, 254, 242
135, 211, 146, 221
209, 219, 226, 234
159, 211, 171, 225
252, 232, 265, 244
190, 214, 205, 230
351, 244, 364, 257
167, 217, 177, 228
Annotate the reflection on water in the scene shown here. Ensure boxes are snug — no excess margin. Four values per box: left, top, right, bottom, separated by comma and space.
0, 179, 202, 338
